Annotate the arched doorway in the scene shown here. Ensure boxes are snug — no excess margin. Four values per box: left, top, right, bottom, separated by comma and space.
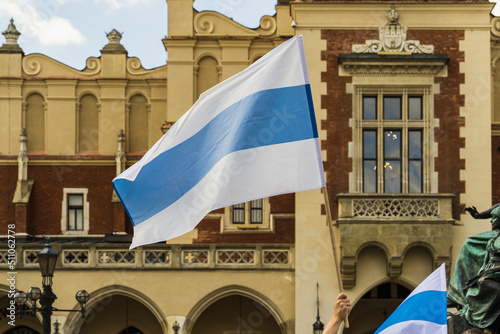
5, 326, 41, 334
191, 294, 282, 334
343, 282, 412, 334
79, 295, 163, 334
0, 293, 42, 334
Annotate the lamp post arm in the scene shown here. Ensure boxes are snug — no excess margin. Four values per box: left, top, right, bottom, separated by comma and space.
51, 307, 87, 318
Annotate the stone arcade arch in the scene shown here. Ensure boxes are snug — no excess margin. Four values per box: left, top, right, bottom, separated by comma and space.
65, 285, 168, 334
185, 285, 287, 334
0, 285, 42, 334
343, 280, 413, 334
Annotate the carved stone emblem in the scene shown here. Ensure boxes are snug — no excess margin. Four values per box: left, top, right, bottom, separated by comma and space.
353, 7, 433, 54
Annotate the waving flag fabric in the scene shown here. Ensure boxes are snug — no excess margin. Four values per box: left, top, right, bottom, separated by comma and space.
374, 264, 448, 334
113, 35, 325, 249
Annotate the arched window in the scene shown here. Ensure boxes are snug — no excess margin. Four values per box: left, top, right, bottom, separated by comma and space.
78, 94, 99, 152
196, 56, 219, 99
128, 94, 149, 152
25, 93, 45, 152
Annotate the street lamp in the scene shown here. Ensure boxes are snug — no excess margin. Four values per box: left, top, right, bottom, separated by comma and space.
15, 240, 90, 334
172, 320, 180, 334
313, 283, 324, 334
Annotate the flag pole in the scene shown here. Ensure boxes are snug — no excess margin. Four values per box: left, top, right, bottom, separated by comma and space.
322, 186, 350, 328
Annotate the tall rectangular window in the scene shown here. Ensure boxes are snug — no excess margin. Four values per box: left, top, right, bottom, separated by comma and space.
67, 194, 84, 230
360, 91, 426, 193
232, 203, 245, 224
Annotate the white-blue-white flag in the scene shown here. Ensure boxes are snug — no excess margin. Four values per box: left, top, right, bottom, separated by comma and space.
374, 264, 448, 334
113, 35, 325, 249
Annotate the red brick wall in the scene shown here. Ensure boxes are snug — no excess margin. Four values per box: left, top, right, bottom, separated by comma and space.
321, 29, 466, 220
194, 218, 294, 244
0, 162, 117, 235
410, 30, 466, 219
321, 30, 378, 219
194, 193, 296, 243
1, 159, 295, 242
0, 165, 18, 229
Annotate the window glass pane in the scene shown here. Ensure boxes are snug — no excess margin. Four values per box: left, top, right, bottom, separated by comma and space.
363, 96, 377, 120
383, 97, 401, 119
409, 96, 422, 120
232, 203, 245, 224
409, 131, 422, 159
68, 209, 76, 230
384, 130, 401, 159
68, 194, 83, 206
409, 160, 422, 193
363, 131, 376, 159
384, 160, 401, 193
250, 199, 263, 224
76, 210, 84, 230
363, 161, 377, 193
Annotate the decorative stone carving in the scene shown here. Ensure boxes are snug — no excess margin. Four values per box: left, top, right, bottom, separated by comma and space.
112, 129, 126, 203
258, 16, 277, 37
2, 18, 20, 44
353, 7, 433, 54
194, 12, 260, 37
22, 58, 42, 76
100, 29, 128, 55
83, 57, 101, 75
341, 258, 357, 289
492, 17, 500, 38
353, 198, 439, 218
13, 129, 33, 204
0, 18, 23, 54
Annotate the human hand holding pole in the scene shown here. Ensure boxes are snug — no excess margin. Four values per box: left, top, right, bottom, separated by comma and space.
322, 293, 351, 334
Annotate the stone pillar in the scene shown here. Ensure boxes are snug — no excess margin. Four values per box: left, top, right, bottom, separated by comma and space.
112, 129, 127, 233
12, 129, 33, 235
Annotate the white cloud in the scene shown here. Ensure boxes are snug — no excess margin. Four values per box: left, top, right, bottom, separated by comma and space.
0, 0, 85, 46
37, 17, 85, 46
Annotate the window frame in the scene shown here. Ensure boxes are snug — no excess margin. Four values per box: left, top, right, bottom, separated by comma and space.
222, 198, 272, 232
354, 87, 433, 194
61, 188, 89, 235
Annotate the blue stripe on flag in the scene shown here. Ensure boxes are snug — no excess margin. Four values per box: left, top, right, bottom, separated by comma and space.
113, 84, 316, 226
374, 290, 447, 334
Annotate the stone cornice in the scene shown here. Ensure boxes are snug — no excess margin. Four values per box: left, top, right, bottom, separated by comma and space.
339, 53, 449, 76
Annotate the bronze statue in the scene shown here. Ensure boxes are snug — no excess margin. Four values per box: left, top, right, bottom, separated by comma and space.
447, 204, 500, 334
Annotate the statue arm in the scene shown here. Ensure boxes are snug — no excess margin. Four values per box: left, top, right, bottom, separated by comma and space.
465, 203, 500, 219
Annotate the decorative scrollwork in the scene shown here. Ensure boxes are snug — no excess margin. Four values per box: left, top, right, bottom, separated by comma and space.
403, 41, 434, 54
492, 17, 500, 38
126, 57, 148, 75
352, 41, 383, 54
82, 57, 101, 75
259, 16, 276, 37
194, 16, 215, 34
22, 58, 41, 76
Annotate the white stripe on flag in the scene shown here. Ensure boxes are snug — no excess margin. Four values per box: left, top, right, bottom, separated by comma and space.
113, 35, 326, 248
374, 264, 447, 334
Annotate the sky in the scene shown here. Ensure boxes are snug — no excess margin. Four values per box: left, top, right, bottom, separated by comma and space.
0, 0, 498, 70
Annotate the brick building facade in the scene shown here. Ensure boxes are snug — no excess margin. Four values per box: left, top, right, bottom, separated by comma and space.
0, 0, 499, 333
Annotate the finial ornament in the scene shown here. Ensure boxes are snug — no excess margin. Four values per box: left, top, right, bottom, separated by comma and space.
100, 29, 127, 55
3, 18, 21, 45
106, 29, 123, 44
